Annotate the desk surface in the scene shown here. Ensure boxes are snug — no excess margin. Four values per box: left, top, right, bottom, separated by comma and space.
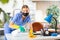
6, 32, 60, 40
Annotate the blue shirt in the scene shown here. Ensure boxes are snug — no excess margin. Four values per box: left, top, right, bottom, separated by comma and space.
11, 12, 31, 26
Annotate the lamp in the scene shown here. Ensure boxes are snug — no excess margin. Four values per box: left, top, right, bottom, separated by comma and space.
45, 14, 57, 33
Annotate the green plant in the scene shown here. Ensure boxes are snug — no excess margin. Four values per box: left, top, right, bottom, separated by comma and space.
0, 0, 9, 4
0, 8, 10, 28
0, 20, 3, 28
46, 5, 60, 28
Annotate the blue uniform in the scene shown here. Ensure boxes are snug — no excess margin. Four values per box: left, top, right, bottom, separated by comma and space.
11, 13, 31, 26
4, 12, 31, 40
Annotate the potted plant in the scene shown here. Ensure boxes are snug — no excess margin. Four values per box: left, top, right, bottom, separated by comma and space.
46, 5, 60, 29
0, 8, 10, 28
0, 0, 9, 35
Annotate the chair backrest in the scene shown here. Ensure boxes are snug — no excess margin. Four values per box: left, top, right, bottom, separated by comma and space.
32, 22, 43, 32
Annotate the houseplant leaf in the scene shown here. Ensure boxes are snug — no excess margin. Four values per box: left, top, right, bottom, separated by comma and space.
46, 5, 60, 29
0, 0, 9, 4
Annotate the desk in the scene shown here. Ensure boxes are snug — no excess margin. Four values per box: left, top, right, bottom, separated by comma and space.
6, 32, 60, 40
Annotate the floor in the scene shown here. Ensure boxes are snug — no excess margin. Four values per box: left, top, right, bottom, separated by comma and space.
0, 35, 4, 40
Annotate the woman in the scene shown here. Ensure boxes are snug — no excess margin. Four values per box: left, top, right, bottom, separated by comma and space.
4, 5, 31, 40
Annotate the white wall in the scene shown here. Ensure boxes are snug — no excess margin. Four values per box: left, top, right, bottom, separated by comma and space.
32, 0, 60, 1
0, 0, 37, 22
0, 0, 48, 22
34, 1, 60, 22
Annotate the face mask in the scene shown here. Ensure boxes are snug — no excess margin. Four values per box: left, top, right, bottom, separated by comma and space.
22, 13, 29, 17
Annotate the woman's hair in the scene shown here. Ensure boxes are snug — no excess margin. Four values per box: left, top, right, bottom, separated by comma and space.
22, 5, 29, 9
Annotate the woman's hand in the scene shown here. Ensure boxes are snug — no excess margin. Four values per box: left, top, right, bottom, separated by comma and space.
19, 26, 25, 32
9, 22, 19, 29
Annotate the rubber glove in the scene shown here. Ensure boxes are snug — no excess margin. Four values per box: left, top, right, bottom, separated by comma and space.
11, 24, 19, 29
19, 26, 25, 32
29, 28, 36, 38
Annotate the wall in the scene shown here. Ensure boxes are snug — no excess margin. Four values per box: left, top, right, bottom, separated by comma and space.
33, 1, 60, 22
32, 0, 60, 1
0, 0, 36, 22
1, 0, 60, 22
